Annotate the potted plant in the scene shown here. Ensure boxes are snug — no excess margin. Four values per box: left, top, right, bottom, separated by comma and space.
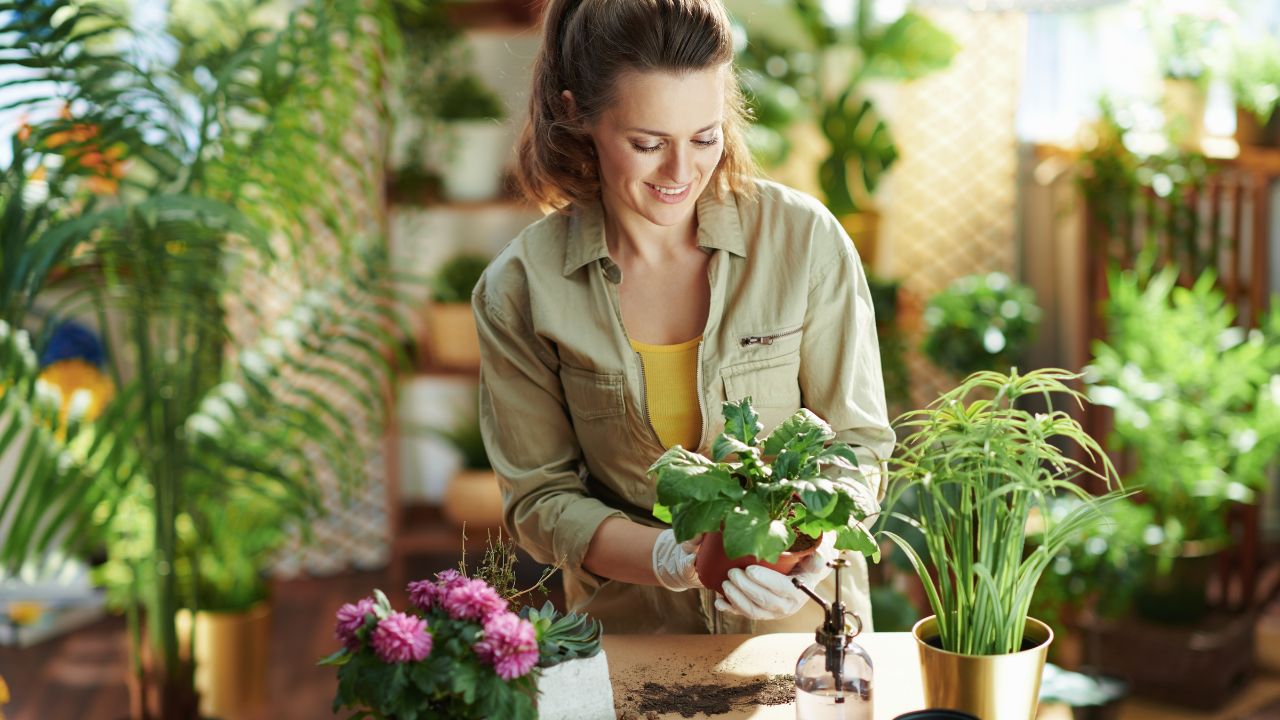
880, 368, 1121, 720
436, 72, 509, 202
732, 0, 958, 259
440, 415, 504, 530
1145, 1, 1237, 149
425, 253, 490, 369
1221, 35, 1280, 147
1084, 262, 1280, 623
648, 398, 881, 593
921, 272, 1041, 378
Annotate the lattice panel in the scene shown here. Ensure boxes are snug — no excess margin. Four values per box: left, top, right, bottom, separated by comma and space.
882, 9, 1027, 408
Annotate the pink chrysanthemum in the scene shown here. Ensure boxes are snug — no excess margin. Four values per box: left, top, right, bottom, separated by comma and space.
435, 568, 465, 588
372, 611, 433, 664
334, 597, 375, 650
407, 579, 436, 611
474, 611, 539, 680
441, 578, 508, 622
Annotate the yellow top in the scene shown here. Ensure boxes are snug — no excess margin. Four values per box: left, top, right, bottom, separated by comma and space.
630, 335, 702, 450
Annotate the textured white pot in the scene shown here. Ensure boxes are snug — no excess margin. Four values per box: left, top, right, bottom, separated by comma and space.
440, 120, 510, 202
536, 651, 614, 720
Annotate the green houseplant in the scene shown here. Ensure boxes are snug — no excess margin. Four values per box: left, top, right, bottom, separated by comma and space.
425, 253, 490, 368
0, 2, 412, 718
648, 398, 881, 592
921, 272, 1041, 378
435, 70, 509, 202
440, 414, 503, 530
1222, 34, 1280, 147
1084, 262, 1280, 623
881, 368, 1121, 719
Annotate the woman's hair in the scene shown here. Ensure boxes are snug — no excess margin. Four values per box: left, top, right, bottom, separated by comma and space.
516, 0, 758, 212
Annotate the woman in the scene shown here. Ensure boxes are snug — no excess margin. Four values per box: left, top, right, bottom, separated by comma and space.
472, 0, 895, 634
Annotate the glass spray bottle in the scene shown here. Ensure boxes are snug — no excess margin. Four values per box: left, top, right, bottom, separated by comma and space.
791, 557, 873, 720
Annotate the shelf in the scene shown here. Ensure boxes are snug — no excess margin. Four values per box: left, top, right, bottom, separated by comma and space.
390, 503, 502, 555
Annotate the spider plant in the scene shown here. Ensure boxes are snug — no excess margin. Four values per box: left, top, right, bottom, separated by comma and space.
0, 1, 410, 718
879, 368, 1123, 656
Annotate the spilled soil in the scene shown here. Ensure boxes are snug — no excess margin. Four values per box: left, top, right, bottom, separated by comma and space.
614, 657, 794, 718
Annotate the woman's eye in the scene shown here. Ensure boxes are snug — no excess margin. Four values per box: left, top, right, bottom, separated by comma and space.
694, 137, 720, 147
632, 143, 662, 153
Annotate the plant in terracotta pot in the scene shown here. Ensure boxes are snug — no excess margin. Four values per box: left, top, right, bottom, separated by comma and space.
440, 414, 504, 530
425, 253, 490, 369
1084, 262, 1280, 623
648, 398, 881, 593
880, 368, 1122, 720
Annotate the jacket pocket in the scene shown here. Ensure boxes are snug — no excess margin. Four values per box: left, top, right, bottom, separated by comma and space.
721, 349, 801, 409
561, 364, 626, 420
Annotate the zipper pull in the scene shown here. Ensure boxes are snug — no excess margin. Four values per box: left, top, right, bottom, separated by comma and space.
740, 335, 775, 347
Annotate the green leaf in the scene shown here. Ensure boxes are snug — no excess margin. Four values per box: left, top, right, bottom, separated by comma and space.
655, 463, 741, 507
834, 522, 879, 561
859, 12, 961, 81
317, 648, 351, 666
722, 495, 792, 562
651, 502, 672, 524
722, 398, 762, 445
711, 434, 754, 463
672, 499, 734, 542
761, 409, 834, 457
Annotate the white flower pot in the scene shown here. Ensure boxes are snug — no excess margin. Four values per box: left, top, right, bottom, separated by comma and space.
536, 651, 614, 720
439, 120, 511, 202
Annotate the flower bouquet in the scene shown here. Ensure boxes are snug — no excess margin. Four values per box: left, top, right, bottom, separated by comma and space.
321, 570, 539, 720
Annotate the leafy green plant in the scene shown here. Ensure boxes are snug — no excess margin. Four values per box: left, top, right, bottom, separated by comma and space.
866, 270, 908, 414
442, 417, 491, 471
437, 73, 506, 122
1223, 35, 1280, 125
732, 0, 958, 213
648, 398, 881, 563
921, 272, 1041, 377
1084, 261, 1280, 566
880, 368, 1122, 656
519, 601, 603, 668
431, 253, 490, 304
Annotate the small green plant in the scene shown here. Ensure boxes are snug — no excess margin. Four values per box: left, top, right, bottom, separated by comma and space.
648, 398, 881, 563
431, 253, 490, 304
437, 73, 505, 122
880, 368, 1122, 656
921, 272, 1041, 377
443, 416, 491, 471
1224, 35, 1280, 125
519, 601, 603, 668
1084, 261, 1280, 567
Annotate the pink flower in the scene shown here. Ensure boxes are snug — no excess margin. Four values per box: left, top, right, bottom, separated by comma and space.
407, 579, 436, 611
474, 611, 539, 680
435, 568, 465, 588
372, 611, 433, 663
441, 578, 508, 622
334, 597, 375, 650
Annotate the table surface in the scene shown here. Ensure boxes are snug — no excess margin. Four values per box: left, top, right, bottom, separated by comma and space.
605, 632, 922, 719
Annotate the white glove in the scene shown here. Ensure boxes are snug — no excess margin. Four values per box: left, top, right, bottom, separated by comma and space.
715, 532, 838, 620
652, 529, 704, 591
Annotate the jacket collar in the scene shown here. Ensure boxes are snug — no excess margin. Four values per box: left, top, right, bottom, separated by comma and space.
561, 188, 746, 277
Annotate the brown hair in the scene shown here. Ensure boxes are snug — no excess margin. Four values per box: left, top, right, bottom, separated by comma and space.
515, 0, 758, 212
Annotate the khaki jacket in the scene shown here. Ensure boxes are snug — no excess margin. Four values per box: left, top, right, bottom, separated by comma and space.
472, 179, 895, 635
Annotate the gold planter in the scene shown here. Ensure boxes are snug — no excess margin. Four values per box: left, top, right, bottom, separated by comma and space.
912, 615, 1052, 720
424, 302, 481, 369
176, 602, 271, 719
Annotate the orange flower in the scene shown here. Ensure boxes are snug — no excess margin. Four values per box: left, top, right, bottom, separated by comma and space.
39, 359, 116, 424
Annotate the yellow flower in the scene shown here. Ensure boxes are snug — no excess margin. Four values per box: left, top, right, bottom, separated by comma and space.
7, 602, 42, 626
38, 359, 115, 424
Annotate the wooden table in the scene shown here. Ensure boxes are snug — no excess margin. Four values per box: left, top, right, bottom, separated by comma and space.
605, 632, 923, 719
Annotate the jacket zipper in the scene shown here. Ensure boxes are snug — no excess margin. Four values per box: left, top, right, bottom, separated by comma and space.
739, 326, 802, 347
694, 340, 706, 452
633, 350, 664, 449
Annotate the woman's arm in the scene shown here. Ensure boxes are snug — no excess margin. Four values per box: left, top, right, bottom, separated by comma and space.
582, 517, 664, 585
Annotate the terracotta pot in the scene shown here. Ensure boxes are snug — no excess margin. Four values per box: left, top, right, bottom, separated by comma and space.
423, 302, 481, 370
694, 531, 817, 594
1236, 106, 1280, 148
442, 469, 504, 529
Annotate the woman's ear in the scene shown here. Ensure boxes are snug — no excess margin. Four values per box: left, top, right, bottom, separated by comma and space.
561, 89, 578, 122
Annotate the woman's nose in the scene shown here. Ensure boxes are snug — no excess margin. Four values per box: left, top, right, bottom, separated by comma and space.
662, 145, 693, 184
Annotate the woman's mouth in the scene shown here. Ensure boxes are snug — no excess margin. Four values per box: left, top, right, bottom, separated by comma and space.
645, 182, 691, 204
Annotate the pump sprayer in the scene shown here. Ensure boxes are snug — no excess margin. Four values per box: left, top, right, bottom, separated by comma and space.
791, 557, 873, 720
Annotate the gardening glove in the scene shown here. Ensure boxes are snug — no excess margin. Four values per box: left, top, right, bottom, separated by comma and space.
652, 529, 704, 591
715, 532, 839, 620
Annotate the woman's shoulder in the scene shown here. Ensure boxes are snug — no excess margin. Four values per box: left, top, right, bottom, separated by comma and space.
473, 210, 571, 317
736, 178, 852, 260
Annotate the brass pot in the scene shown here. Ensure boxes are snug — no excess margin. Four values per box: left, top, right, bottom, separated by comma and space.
912, 615, 1053, 720
176, 602, 271, 719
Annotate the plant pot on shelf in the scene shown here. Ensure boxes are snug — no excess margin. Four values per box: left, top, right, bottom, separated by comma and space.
441, 469, 504, 529
1133, 540, 1221, 625
1163, 78, 1207, 150
439, 120, 510, 202
1235, 107, 1280, 148
535, 651, 614, 720
423, 302, 481, 370
175, 601, 271, 719
694, 530, 818, 595
912, 615, 1053, 720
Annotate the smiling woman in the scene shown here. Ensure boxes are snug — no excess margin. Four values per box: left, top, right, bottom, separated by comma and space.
471, 0, 896, 636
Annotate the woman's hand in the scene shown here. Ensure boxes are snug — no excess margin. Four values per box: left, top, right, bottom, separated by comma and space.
714, 532, 837, 620
651, 529, 704, 591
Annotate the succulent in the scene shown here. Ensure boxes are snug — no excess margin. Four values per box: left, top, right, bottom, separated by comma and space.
519, 601, 603, 668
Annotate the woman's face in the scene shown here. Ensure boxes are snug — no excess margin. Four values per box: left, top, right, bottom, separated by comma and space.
581, 67, 726, 230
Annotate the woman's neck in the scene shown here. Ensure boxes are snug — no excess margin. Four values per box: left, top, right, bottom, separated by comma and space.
601, 202, 698, 266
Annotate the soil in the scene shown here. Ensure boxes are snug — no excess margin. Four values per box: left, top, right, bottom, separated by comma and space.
614, 658, 794, 719
789, 532, 819, 553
